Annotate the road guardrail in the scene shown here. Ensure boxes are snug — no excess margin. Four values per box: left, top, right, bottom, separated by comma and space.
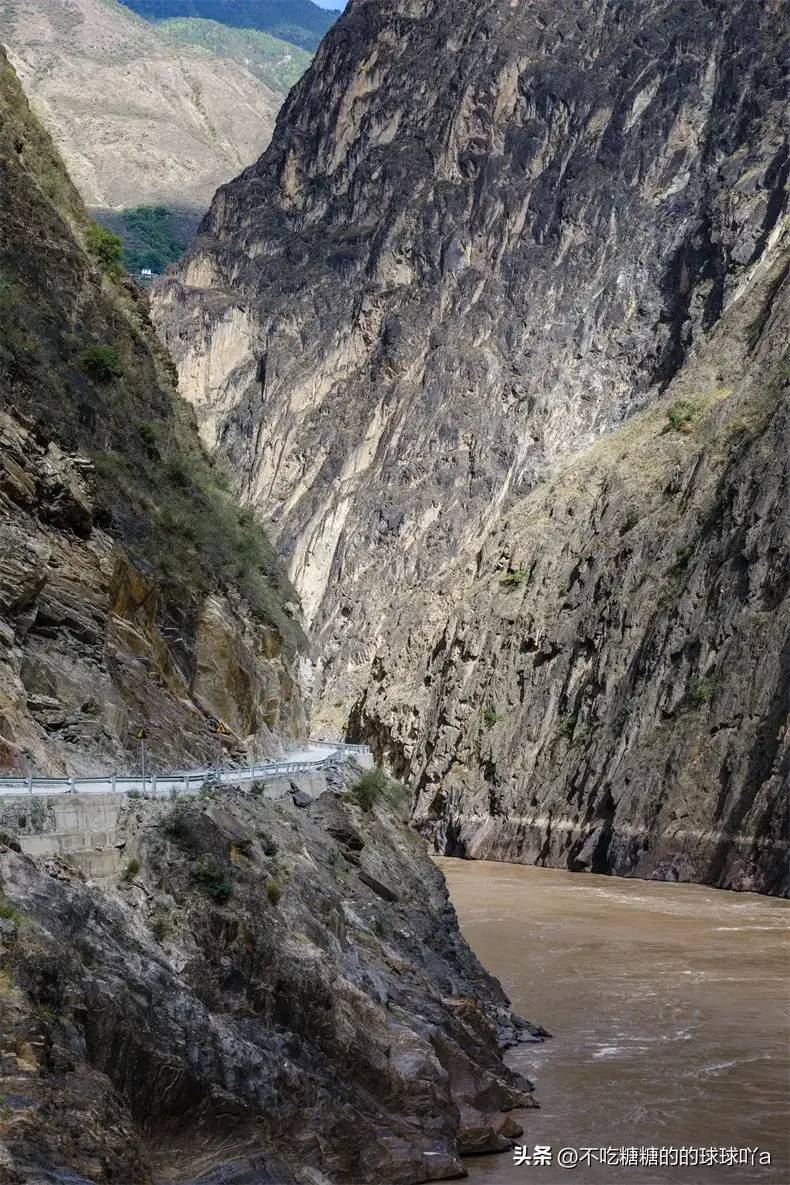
0, 741, 372, 799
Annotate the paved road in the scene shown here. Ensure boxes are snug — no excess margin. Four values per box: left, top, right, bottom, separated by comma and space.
0, 742, 370, 798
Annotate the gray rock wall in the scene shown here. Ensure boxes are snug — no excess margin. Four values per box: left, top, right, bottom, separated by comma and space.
155, 0, 789, 891
354, 253, 789, 894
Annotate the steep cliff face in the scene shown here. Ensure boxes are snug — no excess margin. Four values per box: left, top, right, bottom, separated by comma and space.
354, 254, 789, 895
154, 0, 789, 889
0, 49, 305, 776
0, 768, 541, 1183
156, 0, 786, 621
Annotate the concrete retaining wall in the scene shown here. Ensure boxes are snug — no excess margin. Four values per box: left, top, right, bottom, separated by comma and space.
5, 770, 332, 882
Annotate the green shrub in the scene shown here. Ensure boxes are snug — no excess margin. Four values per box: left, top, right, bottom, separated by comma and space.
120, 857, 141, 883
163, 809, 189, 841
139, 419, 167, 449
0, 893, 21, 922
149, 914, 171, 942
118, 205, 190, 275
690, 677, 714, 705
266, 879, 282, 905
0, 275, 17, 308
657, 574, 682, 609
482, 705, 503, 729
500, 567, 530, 589
353, 768, 389, 813
621, 506, 640, 533
554, 713, 577, 741
85, 222, 124, 277
191, 858, 232, 903
80, 345, 123, 381
666, 399, 697, 431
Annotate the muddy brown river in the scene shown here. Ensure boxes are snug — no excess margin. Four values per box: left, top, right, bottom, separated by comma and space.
439, 860, 789, 1185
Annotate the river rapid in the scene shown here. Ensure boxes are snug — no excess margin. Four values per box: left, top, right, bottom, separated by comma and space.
439, 860, 789, 1185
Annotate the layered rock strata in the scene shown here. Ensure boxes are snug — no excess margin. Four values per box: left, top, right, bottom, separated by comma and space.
0, 48, 304, 775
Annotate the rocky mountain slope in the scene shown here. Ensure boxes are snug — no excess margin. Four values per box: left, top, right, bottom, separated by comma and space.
0, 47, 305, 777
0, 766, 541, 1183
155, 17, 312, 92
0, 0, 298, 212
154, 0, 789, 891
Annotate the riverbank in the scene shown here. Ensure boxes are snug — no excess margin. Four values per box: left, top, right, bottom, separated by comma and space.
441, 859, 790, 1185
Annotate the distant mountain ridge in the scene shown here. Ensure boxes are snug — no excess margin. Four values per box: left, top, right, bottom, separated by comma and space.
119, 0, 339, 50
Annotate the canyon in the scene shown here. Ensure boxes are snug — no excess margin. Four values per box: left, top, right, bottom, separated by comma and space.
0, 44, 542, 1185
154, 0, 789, 892
0, 0, 788, 1179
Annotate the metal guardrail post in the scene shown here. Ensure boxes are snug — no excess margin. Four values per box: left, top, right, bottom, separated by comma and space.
27, 773, 33, 798
152, 774, 157, 797
111, 773, 116, 794
183, 775, 189, 795
69, 777, 75, 794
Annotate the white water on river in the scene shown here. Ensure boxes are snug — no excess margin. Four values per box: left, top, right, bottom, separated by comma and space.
440, 860, 789, 1185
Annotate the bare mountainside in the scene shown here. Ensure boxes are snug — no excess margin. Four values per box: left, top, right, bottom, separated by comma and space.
0, 53, 543, 1185
154, 0, 789, 891
0, 0, 299, 212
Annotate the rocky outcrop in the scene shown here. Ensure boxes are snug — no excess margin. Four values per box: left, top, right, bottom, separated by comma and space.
155, 0, 786, 629
0, 765, 542, 1183
154, 0, 788, 890
0, 48, 305, 775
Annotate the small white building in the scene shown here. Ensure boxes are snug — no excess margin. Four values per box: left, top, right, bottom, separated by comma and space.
141, 267, 154, 277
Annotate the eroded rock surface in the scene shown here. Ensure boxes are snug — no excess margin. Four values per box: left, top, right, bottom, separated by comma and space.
354, 253, 790, 895
0, 766, 541, 1183
155, 0, 786, 630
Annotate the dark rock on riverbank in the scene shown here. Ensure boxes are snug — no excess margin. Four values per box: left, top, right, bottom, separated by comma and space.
0, 765, 541, 1183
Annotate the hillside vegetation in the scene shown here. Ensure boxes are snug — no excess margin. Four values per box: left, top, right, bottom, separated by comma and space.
159, 16, 312, 90
95, 205, 194, 277
0, 49, 297, 638
2, 0, 293, 212
119, 0, 338, 50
